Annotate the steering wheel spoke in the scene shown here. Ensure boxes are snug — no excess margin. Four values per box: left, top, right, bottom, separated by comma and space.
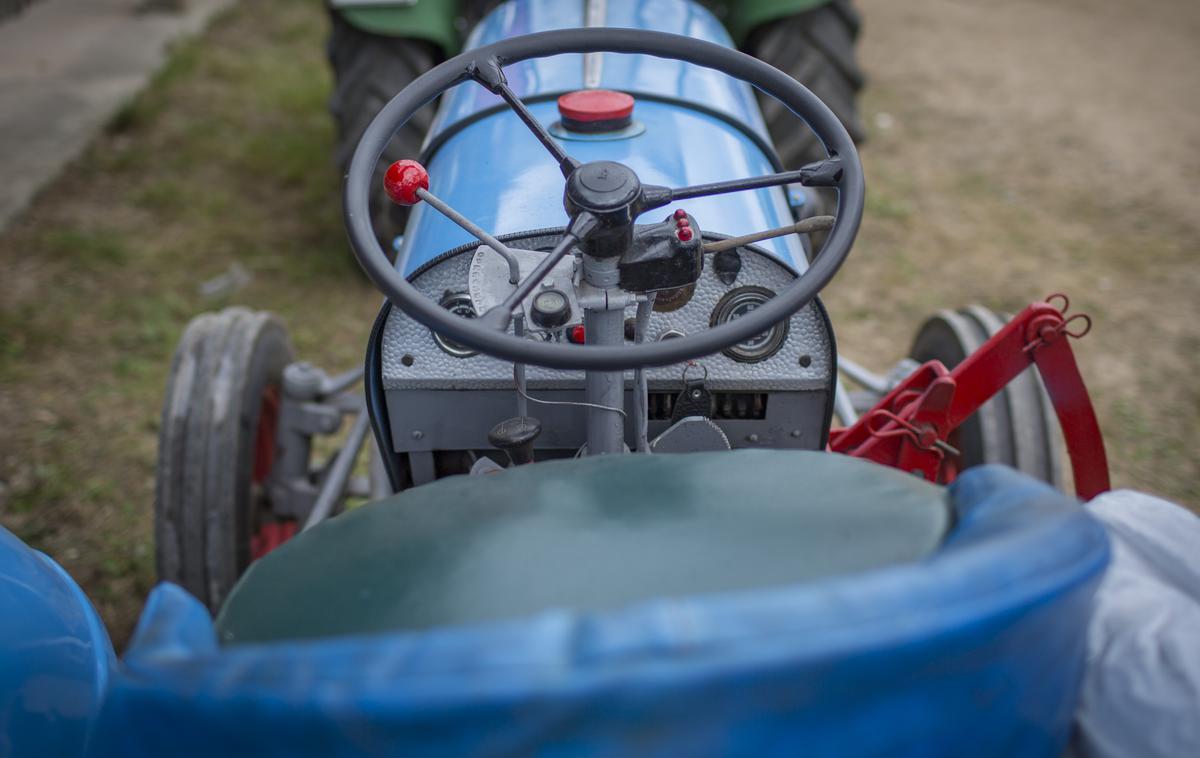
468, 56, 579, 178
641, 156, 845, 212
483, 212, 599, 333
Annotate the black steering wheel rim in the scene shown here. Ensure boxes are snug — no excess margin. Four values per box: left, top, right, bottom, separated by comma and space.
344, 27, 864, 371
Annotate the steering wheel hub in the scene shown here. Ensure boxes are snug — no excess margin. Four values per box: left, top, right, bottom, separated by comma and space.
567, 160, 641, 210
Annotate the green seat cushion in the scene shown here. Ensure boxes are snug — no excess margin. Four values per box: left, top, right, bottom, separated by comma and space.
217, 450, 952, 644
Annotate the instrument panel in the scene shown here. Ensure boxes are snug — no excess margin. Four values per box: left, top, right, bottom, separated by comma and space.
378, 230, 835, 459
382, 231, 832, 391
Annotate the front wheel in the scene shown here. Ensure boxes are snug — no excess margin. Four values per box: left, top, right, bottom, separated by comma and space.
155, 308, 296, 612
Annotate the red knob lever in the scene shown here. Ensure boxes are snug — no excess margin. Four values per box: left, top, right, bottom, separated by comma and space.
383, 159, 429, 206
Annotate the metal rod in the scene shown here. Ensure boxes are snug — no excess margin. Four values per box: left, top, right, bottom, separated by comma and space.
302, 410, 371, 531
582, 0, 607, 88
513, 312, 529, 417
833, 377, 859, 427
702, 216, 835, 255
633, 295, 654, 452
838, 356, 891, 395
583, 306, 627, 455
416, 187, 520, 283
317, 366, 364, 396
493, 80, 577, 177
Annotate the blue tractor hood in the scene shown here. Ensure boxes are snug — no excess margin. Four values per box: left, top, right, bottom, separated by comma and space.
396, 0, 808, 275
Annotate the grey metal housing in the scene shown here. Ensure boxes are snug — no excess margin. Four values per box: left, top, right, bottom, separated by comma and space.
375, 229, 836, 480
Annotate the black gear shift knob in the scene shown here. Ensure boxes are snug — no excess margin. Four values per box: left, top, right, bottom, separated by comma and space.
488, 416, 542, 465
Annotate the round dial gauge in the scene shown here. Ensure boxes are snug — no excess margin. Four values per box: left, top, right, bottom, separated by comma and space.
531, 289, 570, 329
709, 286, 790, 363
431, 291, 478, 358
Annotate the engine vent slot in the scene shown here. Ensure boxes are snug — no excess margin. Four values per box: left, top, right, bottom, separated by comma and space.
647, 392, 768, 421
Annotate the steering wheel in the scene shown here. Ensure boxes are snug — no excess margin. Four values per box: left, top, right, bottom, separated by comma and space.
345, 27, 864, 371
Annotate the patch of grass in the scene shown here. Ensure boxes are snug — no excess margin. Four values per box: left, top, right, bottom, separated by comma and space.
865, 189, 914, 221
38, 228, 131, 267
107, 37, 205, 135
0, 0, 376, 648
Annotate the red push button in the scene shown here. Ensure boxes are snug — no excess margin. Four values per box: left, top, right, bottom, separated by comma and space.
557, 90, 635, 133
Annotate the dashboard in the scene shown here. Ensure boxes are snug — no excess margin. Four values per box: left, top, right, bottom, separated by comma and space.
378, 229, 835, 473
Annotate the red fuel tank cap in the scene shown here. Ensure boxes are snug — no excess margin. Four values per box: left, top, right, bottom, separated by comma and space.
557, 90, 635, 133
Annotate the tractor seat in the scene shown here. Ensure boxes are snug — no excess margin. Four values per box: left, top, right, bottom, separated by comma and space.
217, 450, 952, 644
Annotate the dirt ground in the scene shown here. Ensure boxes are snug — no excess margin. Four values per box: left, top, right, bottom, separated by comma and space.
0, 0, 1197, 647
830, 0, 1200, 502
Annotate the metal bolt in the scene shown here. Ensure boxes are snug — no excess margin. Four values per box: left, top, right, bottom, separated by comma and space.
282, 362, 323, 400
746, 433, 759, 443
798, 354, 812, 368
401, 354, 415, 367
411, 430, 424, 440
690, 388, 703, 399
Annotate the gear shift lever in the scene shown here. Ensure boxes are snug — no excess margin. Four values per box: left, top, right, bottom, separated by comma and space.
488, 416, 542, 465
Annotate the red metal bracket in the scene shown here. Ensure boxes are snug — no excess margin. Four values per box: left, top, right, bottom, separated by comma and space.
830, 295, 1111, 499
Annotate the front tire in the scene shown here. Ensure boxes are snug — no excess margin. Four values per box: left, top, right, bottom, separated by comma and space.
155, 308, 295, 612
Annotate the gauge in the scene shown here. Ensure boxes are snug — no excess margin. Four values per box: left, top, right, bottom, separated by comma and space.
709, 286, 789, 363
531, 288, 571, 329
431, 291, 478, 358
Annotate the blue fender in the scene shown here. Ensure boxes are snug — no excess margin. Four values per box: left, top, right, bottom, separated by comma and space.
0, 526, 114, 758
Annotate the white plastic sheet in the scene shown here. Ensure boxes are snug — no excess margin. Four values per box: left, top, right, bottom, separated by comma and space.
1076, 489, 1200, 757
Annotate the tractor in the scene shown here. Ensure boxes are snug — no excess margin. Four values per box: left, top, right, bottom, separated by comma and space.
2, 1, 1144, 755
326, 0, 866, 248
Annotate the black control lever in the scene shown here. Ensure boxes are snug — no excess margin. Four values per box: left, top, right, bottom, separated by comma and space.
488, 416, 542, 465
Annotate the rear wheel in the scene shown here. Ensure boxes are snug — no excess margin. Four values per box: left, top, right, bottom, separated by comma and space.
327, 12, 439, 252
746, 0, 865, 254
155, 308, 296, 612
910, 306, 1061, 487
747, 0, 867, 171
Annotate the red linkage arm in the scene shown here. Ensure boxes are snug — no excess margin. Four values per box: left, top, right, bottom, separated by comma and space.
830, 296, 1110, 499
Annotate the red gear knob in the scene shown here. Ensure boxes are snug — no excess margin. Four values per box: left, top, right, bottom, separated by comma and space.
383, 159, 429, 206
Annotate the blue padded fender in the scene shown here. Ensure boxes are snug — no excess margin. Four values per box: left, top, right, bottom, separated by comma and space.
86, 465, 1109, 758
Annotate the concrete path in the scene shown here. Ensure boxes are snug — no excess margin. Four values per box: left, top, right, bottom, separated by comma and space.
0, 0, 233, 230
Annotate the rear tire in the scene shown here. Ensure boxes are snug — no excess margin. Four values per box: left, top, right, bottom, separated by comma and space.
155, 308, 295, 612
327, 12, 439, 252
747, 0, 867, 170
910, 306, 1061, 488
